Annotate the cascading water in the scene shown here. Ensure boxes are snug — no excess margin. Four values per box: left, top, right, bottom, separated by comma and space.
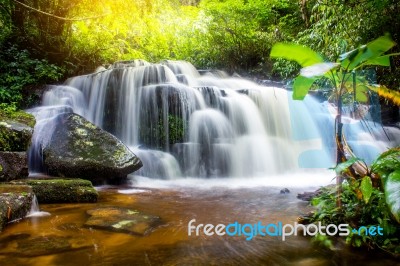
28, 59, 400, 180
25, 195, 51, 218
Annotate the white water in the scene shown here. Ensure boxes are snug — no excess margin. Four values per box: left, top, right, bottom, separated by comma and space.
26, 195, 51, 218
128, 169, 335, 190
27, 60, 400, 185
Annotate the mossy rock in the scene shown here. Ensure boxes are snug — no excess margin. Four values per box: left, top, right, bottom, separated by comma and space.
23, 179, 98, 204
42, 113, 142, 184
0, 110, 35, 152
0, 152, 29, 181
0, 109, 36, 128
84, 207, 162, 235
0, 185, 33, 232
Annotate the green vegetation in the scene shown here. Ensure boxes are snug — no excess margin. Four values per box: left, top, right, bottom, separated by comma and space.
0, 46, 64, 108
160, 114, 186, 148
1, 0, 399, 109
0, 104, 36, 127
139, 114, 186, 150
310, 148, 400, 255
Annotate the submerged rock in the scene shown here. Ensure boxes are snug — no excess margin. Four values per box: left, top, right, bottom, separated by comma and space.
84, 207, 162, 235
21, 179, 98, 203
0, 234, 93, 257
0, 185, 33, 232
0, 151, 29, 181
42, 113, 142, 184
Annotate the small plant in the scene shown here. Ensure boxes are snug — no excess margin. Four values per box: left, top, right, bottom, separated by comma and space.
309, 147, 400, 255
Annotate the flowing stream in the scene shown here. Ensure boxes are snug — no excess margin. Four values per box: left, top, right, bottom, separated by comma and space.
1, 184, 399, 265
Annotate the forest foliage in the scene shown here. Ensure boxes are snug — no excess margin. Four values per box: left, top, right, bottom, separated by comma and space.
0, 0, 400, 107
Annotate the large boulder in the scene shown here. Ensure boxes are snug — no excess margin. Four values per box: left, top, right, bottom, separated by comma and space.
42, 113, 142, 184
0, 152, 29, 181
0, 110, 35, 152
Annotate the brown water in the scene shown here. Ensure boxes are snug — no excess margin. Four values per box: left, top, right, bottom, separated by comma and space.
0, 184, 398, 266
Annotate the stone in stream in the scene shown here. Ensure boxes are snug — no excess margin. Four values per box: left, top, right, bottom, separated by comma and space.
16, 178, 99, 203
0, 235, 93, 257
84, 207, 162, 236
0, 185, 34, 232
42, 113, 142, 184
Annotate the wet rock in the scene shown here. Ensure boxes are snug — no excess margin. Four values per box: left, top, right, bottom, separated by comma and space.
0, 110, 35, 152
297, 185, 335, 201
0, 233, 30, 250
0, 151, 29, 181
111, 59, 150, 68
22, 179, 98, 203
297, 191, 320, 201
0, 235, 93, 257
137, 83, 198, 150
0, 185, 33, 232
290, 257, 330, 266
84, 207, 162, 235
280, 188, 290, 194
42, 113, 142, 184
297, 212, 315, 225
56, 223, 81, 232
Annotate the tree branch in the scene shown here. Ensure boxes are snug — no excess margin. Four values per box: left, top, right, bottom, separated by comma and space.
12, 0, 110, 21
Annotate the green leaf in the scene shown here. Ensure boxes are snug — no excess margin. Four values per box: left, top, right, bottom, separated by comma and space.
292, 75, 317, 100
361, 52, 400, 68
371, 147, 400, 177
384, 169, 400, 223
360, 176, 373, 204
363, 55, 391, 67
334, 157, 361, 175
355, 85, 369, 103
300, 62, 339, 78
339, 34, 396, 71
270, 43, 324, 67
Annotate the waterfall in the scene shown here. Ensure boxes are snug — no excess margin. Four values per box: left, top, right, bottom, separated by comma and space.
28, 60, 400, 179
26, 195, 51, 218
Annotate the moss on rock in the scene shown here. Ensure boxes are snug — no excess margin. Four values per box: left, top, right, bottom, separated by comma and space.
0, 109, 36, 128
42, 113, 142, 184
23, 179, 98, 203
84, 207, 162, 235
0, 109, 35, 152
0, 185, 33, 232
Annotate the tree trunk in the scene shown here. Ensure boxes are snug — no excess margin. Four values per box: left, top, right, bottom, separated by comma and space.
336, 96, 345, 208
299, 0, 309, 27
